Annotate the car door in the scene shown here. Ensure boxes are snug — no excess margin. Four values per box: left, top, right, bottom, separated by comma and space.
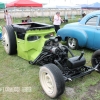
93, 15, 100, 49
83, 16, 99, 49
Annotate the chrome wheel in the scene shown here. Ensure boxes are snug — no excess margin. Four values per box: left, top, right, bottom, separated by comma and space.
67, 38, 78, 49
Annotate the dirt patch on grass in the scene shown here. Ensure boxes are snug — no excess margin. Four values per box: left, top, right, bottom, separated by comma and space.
81, 81, 100, 100
65, 87, 76, 97
79, 81, 100, 100
65, 82, 100, 100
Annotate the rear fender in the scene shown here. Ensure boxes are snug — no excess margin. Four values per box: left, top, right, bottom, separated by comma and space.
57, 28, 87, 47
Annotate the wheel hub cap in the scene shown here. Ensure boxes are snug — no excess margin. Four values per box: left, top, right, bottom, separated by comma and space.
43, 72, 54, 93
68, 38, 76, 49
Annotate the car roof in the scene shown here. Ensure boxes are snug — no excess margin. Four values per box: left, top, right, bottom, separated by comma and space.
80, 10, 100, 24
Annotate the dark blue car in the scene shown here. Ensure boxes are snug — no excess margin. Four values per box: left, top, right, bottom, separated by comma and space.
57, 11, 100, 50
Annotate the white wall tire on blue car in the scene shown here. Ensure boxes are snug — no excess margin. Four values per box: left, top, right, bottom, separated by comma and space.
67, 37, 79, 50
39, 63, 65, 98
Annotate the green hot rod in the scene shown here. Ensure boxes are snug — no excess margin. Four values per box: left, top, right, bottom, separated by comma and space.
2, 22, 55, 61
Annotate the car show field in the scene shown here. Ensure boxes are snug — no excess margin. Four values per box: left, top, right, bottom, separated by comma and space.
0, 13, 100, 100
0, 39, 100, 100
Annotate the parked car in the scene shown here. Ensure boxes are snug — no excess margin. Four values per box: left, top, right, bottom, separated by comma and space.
57, 11, 100, 50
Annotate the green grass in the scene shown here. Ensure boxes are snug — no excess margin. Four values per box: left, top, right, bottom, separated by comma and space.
0, 17, 100, 100
0, 41, 100, 100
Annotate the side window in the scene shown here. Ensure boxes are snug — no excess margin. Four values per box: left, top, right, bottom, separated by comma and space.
27, 36, 40, 41
86, 16, 98, 26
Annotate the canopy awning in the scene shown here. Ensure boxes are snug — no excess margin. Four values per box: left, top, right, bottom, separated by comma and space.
6, 0, 42, 7
0, 2, 5, 9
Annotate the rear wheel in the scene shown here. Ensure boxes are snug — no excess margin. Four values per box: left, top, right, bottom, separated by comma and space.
2, 25, 17, 55
67, 37, 79, 50
39, 63, 65, 98
91, 50, 100, 72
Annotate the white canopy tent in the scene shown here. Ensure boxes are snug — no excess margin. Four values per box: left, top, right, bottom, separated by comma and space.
43, 3, 57, 8
43, 1, 81, 9
43, 1, 81, 20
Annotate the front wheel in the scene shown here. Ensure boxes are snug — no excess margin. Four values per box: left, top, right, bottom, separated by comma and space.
91, 50, 100, 72
39, 63, 65, 98
67, 37, 79, 50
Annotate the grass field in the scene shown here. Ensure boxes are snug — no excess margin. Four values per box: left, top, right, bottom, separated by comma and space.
0, 17, 100, 100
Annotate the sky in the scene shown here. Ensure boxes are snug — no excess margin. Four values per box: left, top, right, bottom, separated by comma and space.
0, 0, 100, 4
